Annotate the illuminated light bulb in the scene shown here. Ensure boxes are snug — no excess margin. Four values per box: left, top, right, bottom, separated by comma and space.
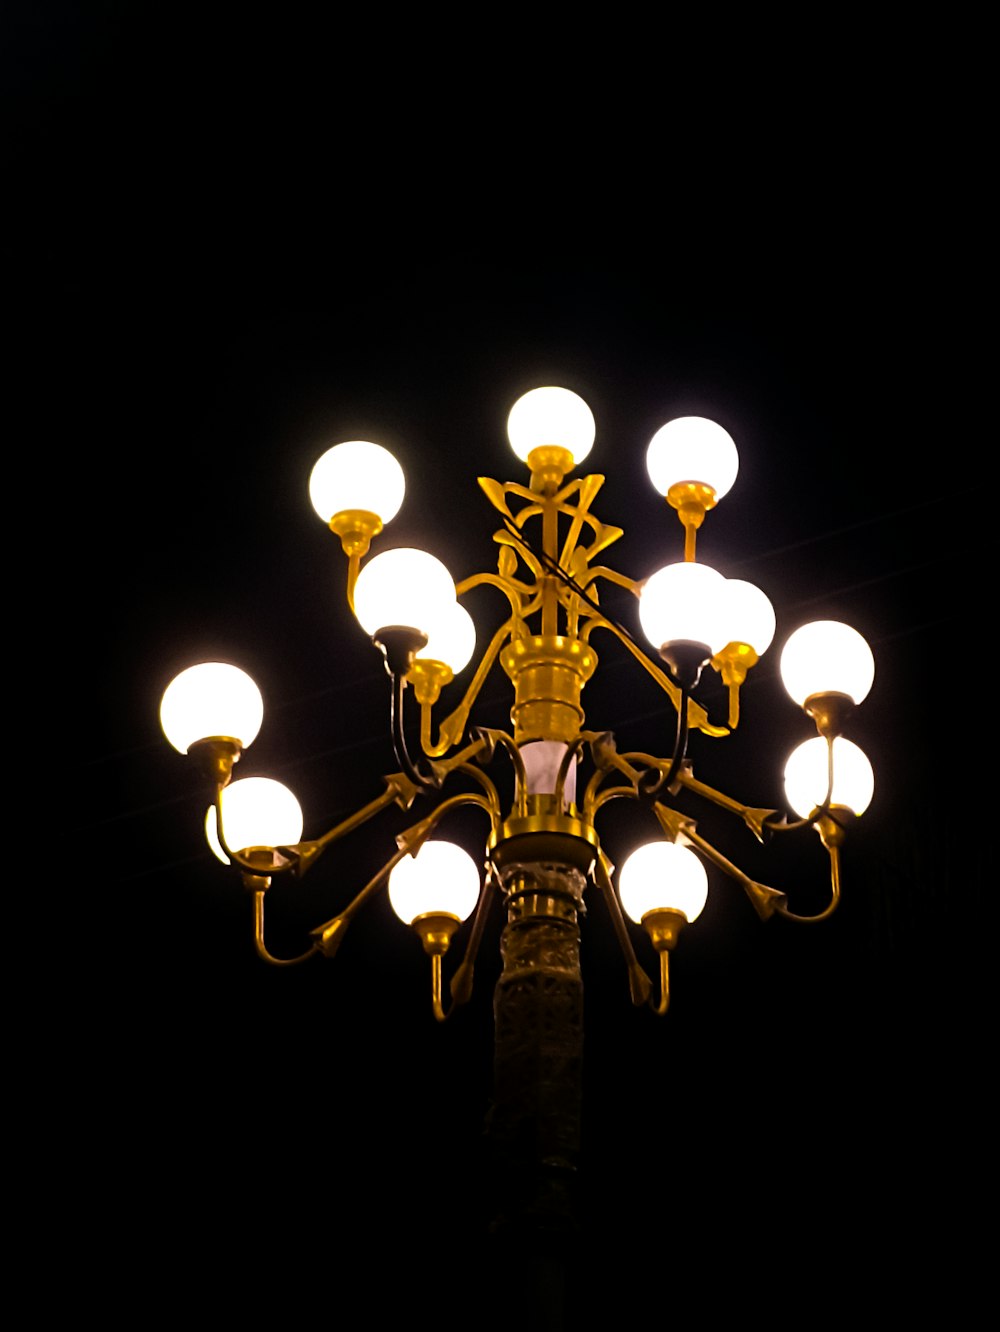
507, 387, 596, 465
723, 578, 776, 655
639, 561, 731, 657
205, 777, 304, 863
780, 621, 875, 707
160, 663, 264, 753
308, 441, 405, 525
388, 840, 481, 924
619, 841, 709, 924
646, 417, 739, 500
353, 548, 457, 637
416, 601, 476, 674
783, 736, 875, 818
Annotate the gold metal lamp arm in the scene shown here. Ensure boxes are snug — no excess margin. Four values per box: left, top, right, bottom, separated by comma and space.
408, 914, 463, 1021
649, 797, 846, 925
310, 789, 499, 960
446, 865, 500, 1014
653, 950, 671, 1017
398, 793, 502, 1022
592, 852, 653, 1008
242, 773, 424, 886
771, 817, 847, 924
212, 774, 429, 967
252, 890, 318, 967
651, 802, 788, 921
309, 842, 414, 960
593, 851, 675, 1017
670, 769, 782, 844
419, 619, 515, 758
328, 509, 384, 613
582, 615, 727, 739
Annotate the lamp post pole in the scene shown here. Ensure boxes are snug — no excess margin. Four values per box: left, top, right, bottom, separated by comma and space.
160, 388, 877, 1320
488, 863, 586, 1238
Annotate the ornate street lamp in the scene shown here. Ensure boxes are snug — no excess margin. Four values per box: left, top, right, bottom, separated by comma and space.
161, 385, 874, 1228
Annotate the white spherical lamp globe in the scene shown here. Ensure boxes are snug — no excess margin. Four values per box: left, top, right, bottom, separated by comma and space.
783, 736, 875, 818
724, 579, 776, 655
780, 621, 875, 706
388, 840, 481, 924
646, 417, 739, 499
353, 548, 457, 637
308, 441, 405, 525
507, 387, 596, 465
160, 663, 264, 753
639, 561, 731, 656
205, 776, 304, 863
416, 601, 477, 674
619, 841, 709, 923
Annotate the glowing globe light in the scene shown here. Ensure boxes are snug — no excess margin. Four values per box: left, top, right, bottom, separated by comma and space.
308, 441, 405, 525
160, 663, 264, 753
783, 737, 875, 818
619, 841, 709, 923
639, 561, 731, 656
388, 840, 481, 924
646, 417, 739, 500
780, 621, 875, 706
507, 387, 596, 465
416, 601, 477, 674
205, 777, 304, 863
354, 548, 457, 637
724, 578, 776, 655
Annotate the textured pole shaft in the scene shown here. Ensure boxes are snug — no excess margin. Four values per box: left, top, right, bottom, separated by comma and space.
488, 862, 586, 1240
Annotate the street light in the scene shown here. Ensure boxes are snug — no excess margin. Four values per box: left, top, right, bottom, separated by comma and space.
161, 385, 874, 1227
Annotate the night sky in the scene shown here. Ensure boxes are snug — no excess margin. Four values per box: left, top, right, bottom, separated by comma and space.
24, 10, 980, 1322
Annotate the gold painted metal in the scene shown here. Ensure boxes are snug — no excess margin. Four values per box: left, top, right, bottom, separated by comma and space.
447, 866, 500, 1010
411, 912, 463, 1022
422, 620, 514, 757
211, 783, 301, 881
666, 481, 718, 562
642, 906, 687, 954
227, 776, 414, 892
490, 810, 600, 876
329, 508, 383, 556
176, 441, 868, 1021
330, 509, 383, 611
592, 851, 653, 1008
804, 691, 855, 739
501, 635, 598, 745
814, 806, 854, 850
408, 659, 453, 707
773, 811, 848, 923
252, 888, 317, 966
526, 445, 575, 495
640, 907, 689, 1016
712, 642, 759, 729
311, 786, 498, 958
187, 736, 242, 789
583, 615, 727, 738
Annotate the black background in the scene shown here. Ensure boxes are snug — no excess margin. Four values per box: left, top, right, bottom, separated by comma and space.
16, 8, 982, 1323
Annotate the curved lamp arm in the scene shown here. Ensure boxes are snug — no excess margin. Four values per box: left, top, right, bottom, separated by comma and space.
252, 890, 318, 967
446, 864, 501, 1015
771, 817, 847, 924
420, 619, 515, 759
592, 852, 653, 1008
